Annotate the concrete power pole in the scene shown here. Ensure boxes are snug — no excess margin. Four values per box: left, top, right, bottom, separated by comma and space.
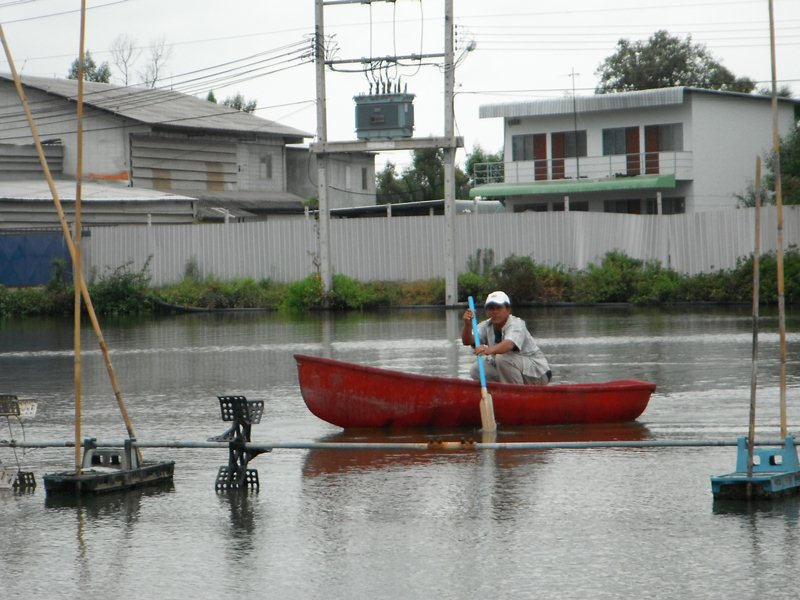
443, 0, 457, 306
314, 0, 332, 295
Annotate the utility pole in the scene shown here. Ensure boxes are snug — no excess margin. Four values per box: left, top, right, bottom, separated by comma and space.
443, 0, 457, 306
314, 0, 332, 296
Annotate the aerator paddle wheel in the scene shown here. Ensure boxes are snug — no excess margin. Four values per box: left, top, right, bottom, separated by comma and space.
209, 395, 270, 491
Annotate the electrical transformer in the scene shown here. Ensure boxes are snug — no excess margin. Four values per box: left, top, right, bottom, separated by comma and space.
354, 93, 415, 140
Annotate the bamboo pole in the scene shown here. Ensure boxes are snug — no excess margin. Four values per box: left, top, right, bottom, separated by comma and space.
0, 26, 140, 452
73, 0, 87, 474
747, 158, 761, 483
767, 0, 788, 438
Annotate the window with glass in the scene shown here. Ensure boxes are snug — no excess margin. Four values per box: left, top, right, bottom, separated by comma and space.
552, 130, 587, 158
646, 123, 684, 151
512, 134, 535, 161
602, 128, 627, 155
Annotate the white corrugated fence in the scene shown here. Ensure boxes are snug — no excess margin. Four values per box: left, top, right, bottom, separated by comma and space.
82, 206, 799, 286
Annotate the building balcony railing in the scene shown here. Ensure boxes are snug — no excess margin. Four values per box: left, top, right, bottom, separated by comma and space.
473, 151, 693, 186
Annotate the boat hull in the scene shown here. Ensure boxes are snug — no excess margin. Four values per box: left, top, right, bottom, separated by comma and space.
295, 354, 655, 429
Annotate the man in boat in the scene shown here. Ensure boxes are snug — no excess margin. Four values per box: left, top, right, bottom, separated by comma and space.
462, 290, 551, 385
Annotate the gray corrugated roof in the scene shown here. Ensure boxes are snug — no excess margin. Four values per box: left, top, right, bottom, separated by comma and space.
0, 179, 195, 202
0, 74, 312, 142
479, 86, 799, 119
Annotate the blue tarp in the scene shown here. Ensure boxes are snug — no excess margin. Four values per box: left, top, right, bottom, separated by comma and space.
0, 231, 72, 287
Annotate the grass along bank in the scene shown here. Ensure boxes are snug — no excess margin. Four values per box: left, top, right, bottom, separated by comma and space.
0, 248, 798, 319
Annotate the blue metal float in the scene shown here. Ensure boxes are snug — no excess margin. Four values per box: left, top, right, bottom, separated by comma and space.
711, 437, 800, 499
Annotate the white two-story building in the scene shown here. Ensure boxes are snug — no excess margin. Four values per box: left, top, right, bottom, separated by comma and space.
471, 87, 799, 214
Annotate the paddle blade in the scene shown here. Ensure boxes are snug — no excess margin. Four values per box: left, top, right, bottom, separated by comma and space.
480, 387, 497, 432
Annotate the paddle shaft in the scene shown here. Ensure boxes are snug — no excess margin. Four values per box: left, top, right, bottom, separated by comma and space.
468, 296, 489, 388
468, 296, 497, 432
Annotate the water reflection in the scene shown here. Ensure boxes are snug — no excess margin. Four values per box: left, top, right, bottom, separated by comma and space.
217, 490, 259, 553
302, 422, 651, 478
713, 496, 800, 577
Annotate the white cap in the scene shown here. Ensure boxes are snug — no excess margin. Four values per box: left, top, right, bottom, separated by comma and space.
484, 291, 511, 307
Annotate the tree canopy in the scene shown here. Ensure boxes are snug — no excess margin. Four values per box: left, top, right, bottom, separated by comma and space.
67, 51, 111, 83
739, 128, 800, 207
375, 148, 475, 204
205, 90, 257, 113
595, 30, 755, 94
463, 144, 503, 188
222, 92, 258, 114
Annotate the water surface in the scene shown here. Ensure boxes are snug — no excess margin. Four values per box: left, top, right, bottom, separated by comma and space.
1, 306, 798, 599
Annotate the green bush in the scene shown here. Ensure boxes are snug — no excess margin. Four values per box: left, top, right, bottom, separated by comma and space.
156, 276, 208, 308
280, 274, 324, 311
490, 255, 541, 304
330, 274, 370, 310
458, 271, 492, 303
2, 287, 52, 317
574, 251, 644, 303
88, 259, 152, 316
155, 275, 281, 309
743, 246, 800, 304
631, 263, 682, 305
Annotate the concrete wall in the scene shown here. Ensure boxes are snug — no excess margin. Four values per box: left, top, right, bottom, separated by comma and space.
689, 93, 795, 212
286, 147, 376, 209
236, 140, 285, 192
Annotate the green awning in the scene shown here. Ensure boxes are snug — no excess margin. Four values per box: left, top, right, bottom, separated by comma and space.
469, 174, 676, 198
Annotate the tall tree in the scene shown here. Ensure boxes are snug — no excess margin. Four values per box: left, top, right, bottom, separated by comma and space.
110, 34, 141, 86
376, 162, 409, 205
139, 36, 172, 88
375, 148, 474, 204
67, 50, 111, 83
595, 30, 755, 94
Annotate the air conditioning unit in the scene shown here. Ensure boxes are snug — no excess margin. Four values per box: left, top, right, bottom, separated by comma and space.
354, 93, 415, 140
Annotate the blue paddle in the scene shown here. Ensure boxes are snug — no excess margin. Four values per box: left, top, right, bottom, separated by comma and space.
468, 296, 497, 432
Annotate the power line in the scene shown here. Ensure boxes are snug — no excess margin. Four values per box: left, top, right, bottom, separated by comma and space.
0, 41, 314, 132
0, 0, 133, 24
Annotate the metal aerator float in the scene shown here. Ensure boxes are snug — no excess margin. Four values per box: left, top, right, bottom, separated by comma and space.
294, 354, 655, 429
0, 395, 37, 491
43, 439, 174, 496
711, 437, 800, 500
208, 395, 270, 491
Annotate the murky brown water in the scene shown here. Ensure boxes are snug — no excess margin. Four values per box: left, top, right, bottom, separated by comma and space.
1, 306, 799, 599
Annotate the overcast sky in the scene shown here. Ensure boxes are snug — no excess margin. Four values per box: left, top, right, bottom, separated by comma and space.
1, 0, 798, 169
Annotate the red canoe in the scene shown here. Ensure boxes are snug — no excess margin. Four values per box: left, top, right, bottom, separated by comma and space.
294, 353, 655, 429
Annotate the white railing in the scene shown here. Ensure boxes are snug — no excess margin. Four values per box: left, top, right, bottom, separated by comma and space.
474, 152, 693, 185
